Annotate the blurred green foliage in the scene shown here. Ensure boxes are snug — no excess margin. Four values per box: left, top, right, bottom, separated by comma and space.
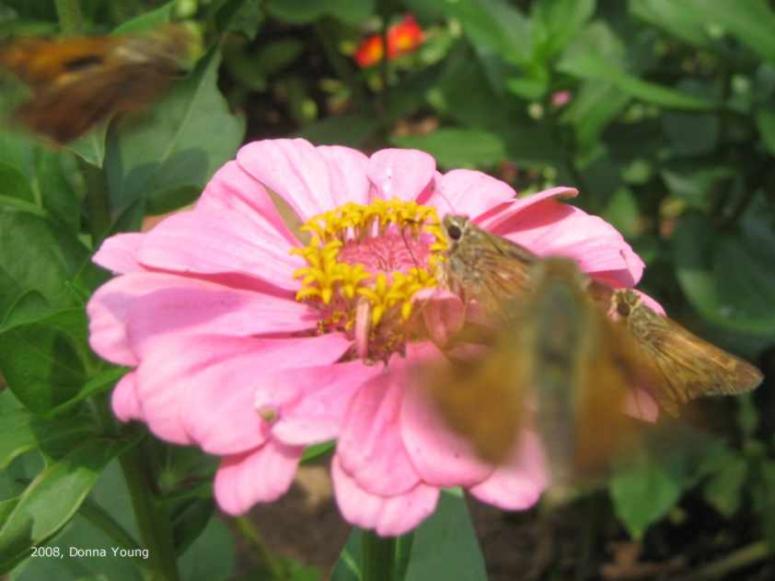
0, 0, 773, 579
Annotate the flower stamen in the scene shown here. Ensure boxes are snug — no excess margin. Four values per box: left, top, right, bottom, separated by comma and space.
293, 199, 445, 360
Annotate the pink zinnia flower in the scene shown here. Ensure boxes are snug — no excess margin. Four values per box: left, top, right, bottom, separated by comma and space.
88, 138, 648, 536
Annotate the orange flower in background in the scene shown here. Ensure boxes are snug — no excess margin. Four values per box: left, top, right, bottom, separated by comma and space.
354, 15, 424, 68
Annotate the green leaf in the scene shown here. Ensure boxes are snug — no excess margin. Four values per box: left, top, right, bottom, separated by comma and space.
0, 391, 37, 470
0, 163, 35, 203
0, 391, 96, 469
265, 0, 374, 25
674, 206, 775, 335
298, 115, 380, 148
685, 0, 775, 64
756, 109, 775, 156
10, 512, 144, 581
47, 367, 127, 416
531, 0, 595, 63
105, 48, 244, 214
404, 490, 487, 581
391, 129, 506, 169
65, 124, 108, 168
330, 528, 363, 581
33, 150, 81, 232
0, 208, 97, 314
301, 441, 334, 463
0, 309, 92, 414
662, 112, 719, 156
171, 497, 215, 555
559, 50, 716, 111
610, 446, 686, 539
441, 0, 531, 65
661, 165, 735, 210
562, 81, 630, 150
603, 188, 640, 237
113, 1, 175, 34
630, 0, 716, 49
703, 453, 747, 517
0, 436, 136, 572
753, 460, 775, 549
178, 517, 235, 581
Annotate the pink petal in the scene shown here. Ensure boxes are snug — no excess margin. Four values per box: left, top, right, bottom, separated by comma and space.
317, 145, 370, 207
414, 289, 466, 347
237, 138, 337, 221
401, 376, 493, 488
625, 389, 659, 422
491, 200, 644, 286
197, 160, 299, 247
637, 289, 665, 316
332, 455, 440, 536
425, 169, 516, 219
133, 332, 349, 450
368, 149, 435, 202
111, 372, 143, 422
88, 272, 312, 366
93, 233, 145, 274
337, 369, 421, 496
87, 272, 194, 366
180, 333, 351, 454
214, 441, 303, 515
468, 431, 547, 510
270, 361, 384, 446
479, 186, 579, 229
137, 207, 302, 291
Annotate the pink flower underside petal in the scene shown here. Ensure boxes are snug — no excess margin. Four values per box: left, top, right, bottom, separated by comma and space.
88, 271, 314, 366
332, 455, 440, 537
214, 440, 303, 516
111, 372, 143, 422
337, 367, 422, 496
636, 289, 665, 315
468, 430, 548, 510
134, 332, 350, 448
236, 138, 338, 221
196, 160, 300, 247
414, 288, 466, 347
316, 145, 371, 207
478, 186, 579, 229
625, 388, 659, 422
424, 169, 517, 220
367, 148, 436, 202
269, 360, 385, 446
492, 200, 644, 286
93, 233, 145, 274
401, 369, 494, 488
136, 207, 302, 291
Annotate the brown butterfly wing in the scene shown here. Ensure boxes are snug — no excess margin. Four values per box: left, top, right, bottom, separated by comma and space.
420, 339, 528, 465
1, 26, 191, 142
445, 225, 537, 317
0, 36, 117, 86
623, 297, 763, 415
15, 63, 169, 143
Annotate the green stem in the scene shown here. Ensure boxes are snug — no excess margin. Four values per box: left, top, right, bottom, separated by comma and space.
80, 498, 143, 551
234, 516, 283, 579
690, 540, 770, 579
120, 443, 181, 581
92, 393, 180, 580
54, 0, 84, 34
79, 158, 112, 246
361, 531, 396, 581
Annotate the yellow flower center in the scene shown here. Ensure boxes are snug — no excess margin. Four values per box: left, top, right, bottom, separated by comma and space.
292, 199, 446, 361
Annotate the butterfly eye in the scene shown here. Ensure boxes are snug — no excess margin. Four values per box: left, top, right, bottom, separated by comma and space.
446, 223, 463, 241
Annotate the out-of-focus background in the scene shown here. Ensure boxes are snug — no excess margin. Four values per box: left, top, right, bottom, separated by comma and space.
0, 0, 773, 579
